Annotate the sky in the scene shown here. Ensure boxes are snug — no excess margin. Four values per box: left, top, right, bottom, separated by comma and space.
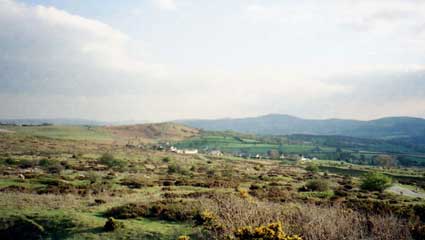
0, 0, 425, 122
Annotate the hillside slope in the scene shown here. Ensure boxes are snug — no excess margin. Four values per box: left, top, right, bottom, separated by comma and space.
1, 123, 199, 144
177, 114, 425, 139
104, 122, 200, 143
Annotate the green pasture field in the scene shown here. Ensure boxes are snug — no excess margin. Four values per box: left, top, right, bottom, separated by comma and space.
175, 134, 338, 155
1, 125, 114, 142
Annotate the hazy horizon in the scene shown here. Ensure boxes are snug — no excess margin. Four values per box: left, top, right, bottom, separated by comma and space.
1, 113, 425, 125
1, 0, 425, 122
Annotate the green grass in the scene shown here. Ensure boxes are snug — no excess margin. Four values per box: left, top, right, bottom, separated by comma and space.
0, 207, 196, 240
176, 134, 328, 155
0, 178, 45, 189
4, 125, 114, 142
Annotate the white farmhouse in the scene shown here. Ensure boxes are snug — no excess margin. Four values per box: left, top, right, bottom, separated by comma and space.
183, 149, 198, 154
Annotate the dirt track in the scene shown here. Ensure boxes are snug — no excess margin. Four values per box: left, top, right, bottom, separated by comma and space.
388, 185, 425, 199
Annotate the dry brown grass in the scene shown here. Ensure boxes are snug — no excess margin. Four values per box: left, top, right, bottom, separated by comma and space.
281, 204, 367, 240
368, 214, 412, 240
198, 193, 413, 240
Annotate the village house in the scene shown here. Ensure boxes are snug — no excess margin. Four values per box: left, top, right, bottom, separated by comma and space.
169, 146, 198, 155
183, 149, 198, 154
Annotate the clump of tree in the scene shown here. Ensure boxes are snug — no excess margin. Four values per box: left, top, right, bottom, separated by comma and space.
360, 172, 392, 192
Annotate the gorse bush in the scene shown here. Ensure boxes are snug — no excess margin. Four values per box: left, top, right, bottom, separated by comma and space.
196, 194, 284, 238
195, 209, 224, 234
360, 172, 392, 192
234, 222, 302, 240
177, 236, 190, 240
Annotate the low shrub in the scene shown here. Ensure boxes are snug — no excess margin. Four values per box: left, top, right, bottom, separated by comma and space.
30, 214, 76, 237
281, 203, 408, 240
367, 215, 412, 240
18, 159, 36, 169
103, 217, 123, 232
99, 153, 126, 169
105, 203, 148, 219
177, 236, 190, 240
300, 190, 334, 199
147, 201, 200, 222
105, 201, 200, 222
196, 194, 284, 238
168, 164, 189, 175
120, 177, 154, 189
2, 157, 18, 165
411, 222, 425, 240
94, 199, 106, 205
234, 222, 302, 240
0, 215, 45, 240
168, 164, 180, 174
249, 183, 262, 190
249, 187, 293, 203
303, 179, 329, 192
38, 159, 56, 167
360, 172, 392, 192
305, 164, 319, 173
195, 193, 413, 240
46, 164, 64, 174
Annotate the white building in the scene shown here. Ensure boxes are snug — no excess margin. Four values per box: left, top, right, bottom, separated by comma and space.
183, 149, 198, 154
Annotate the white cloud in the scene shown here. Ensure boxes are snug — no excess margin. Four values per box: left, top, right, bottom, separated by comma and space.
0, 0, 167, 97
245, 1, 425, 39
152, 0, 177, 11
0, 0, 424, 121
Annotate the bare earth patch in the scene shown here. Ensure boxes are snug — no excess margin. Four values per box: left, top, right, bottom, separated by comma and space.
0, 129, 15, 133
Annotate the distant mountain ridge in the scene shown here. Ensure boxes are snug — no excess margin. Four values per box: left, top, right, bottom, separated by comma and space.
0, 118, 146, 126
177, 114, 425, 139
3, 115, 425, 140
